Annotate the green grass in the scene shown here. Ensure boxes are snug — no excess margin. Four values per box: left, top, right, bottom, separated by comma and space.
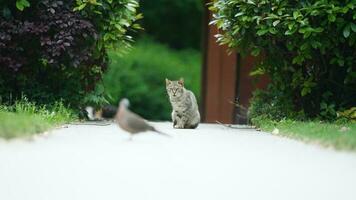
99, 37, 201, 120
252, 117, 356, 151
0, 100, 76, 139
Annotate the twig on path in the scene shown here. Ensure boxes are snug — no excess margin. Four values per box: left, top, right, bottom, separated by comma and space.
69, 121, 112, 126
215, 120, 256, 129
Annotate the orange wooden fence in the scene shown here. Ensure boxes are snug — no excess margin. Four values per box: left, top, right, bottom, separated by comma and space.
201, 1, 268, 124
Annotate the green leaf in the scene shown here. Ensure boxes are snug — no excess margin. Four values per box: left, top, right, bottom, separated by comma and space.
125, 5, 136, 12
22, 0, 30, 7
247, 0, 256, 5
256, 29, 269, 36
337, 59, 345, 66
301, 87, 310, 96
74, 3, 86, 11
343, 25, 351, 38
292, 55, 304, 65
269, 27, 278, 34
298, 28, 306, 34
310, 10, 319, 16
235, 12, 244, 17
132, 23, 142, 30
266, 14, 279, 19
136, 13, 144, 20
303, 31, 311, 39
249, 68, 265, 76
300, 43, 308, 50
285, 29, 296, 35
351, 23, 356, 32
286, 42, 294, 51
272, 20, 280, 27
121, 19, 130, 27
2, 7, 11, 19
347, 2, 354, 9
311, 41, 321, 49
16, 1, 24, 11
16, 0, 30, 11
288, 23, 294, 30
251, 48, 261, 56
328, 14, 336, 22
94, 10, 102, 15
293, 11, 301, 19
314, 27, 324, 33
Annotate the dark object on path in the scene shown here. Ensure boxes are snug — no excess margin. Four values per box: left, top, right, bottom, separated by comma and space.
100, 105, 118, 119
85, 105, 117, 121
115, 98, 170, 138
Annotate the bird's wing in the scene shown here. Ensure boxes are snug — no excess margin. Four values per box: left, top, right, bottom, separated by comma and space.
125, 110, 153, 132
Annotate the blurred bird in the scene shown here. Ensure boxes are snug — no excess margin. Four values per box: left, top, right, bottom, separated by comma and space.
115, 98, 171, 139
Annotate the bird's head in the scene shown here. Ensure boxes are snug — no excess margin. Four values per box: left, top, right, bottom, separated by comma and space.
119, 98, 130, 108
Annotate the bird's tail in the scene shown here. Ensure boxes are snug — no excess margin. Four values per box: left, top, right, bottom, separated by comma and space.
151, 127, 171, 137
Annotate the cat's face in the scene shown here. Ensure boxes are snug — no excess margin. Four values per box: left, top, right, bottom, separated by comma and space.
166, 78, 184, 98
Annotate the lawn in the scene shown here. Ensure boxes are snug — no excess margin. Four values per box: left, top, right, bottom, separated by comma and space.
252, 117, 356, 151
0, 100, 76, 139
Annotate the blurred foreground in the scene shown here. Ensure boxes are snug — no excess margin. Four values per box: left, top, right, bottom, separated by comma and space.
1, 122, 355, 200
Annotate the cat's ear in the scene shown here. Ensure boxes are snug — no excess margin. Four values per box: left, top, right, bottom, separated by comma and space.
165, 78, 171, 85
178, 78, 184, 86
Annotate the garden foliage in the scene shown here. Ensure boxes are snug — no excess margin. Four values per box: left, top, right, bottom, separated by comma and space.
210, 0, 356, 119
0, 97, 76, 139
0, 0, 140, 106
140, 0, 203, 49
96, 38, 201, 120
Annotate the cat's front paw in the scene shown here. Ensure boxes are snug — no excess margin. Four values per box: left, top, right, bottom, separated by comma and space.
174, 124, 184, 129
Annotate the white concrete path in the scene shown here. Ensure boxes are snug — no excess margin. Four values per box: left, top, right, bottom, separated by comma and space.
0, 122, 356, 200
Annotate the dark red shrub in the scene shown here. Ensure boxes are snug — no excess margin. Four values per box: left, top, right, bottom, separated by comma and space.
0, 0, 138, 107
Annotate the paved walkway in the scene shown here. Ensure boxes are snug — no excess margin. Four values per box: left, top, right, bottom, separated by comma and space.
0, 122, 355, 200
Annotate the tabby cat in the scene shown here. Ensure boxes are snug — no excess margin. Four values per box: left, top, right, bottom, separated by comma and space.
166, 78, 200, 129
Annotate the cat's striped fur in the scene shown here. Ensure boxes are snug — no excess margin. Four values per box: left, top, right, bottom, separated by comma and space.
166, 78, 200, 129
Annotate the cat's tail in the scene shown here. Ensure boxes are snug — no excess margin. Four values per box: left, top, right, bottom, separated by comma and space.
187, 123, 199, 129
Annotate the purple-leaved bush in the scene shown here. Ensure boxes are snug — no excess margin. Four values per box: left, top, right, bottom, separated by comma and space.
0, 0, 108, 106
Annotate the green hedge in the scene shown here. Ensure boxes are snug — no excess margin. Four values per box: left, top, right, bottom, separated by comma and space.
139, 0, 203, 49
210, 0, 356, 120
96, 38, 201, 120
0, 0, 140, 107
